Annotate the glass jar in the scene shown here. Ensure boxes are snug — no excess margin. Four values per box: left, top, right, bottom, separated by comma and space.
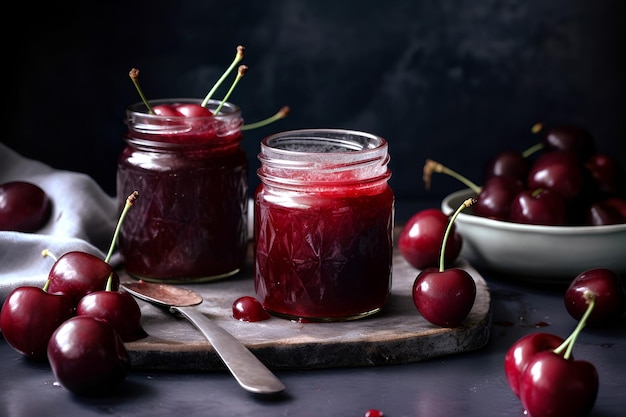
254, 129, 394, 322
117, 98, 248, 283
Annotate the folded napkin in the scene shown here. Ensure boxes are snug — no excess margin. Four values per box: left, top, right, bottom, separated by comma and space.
0, 143, 119, 304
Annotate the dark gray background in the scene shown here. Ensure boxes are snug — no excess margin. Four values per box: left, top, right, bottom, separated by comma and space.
5, 1, 625, 210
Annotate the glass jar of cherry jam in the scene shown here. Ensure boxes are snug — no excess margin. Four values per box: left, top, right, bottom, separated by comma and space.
254, 129, 394, 321
117, 99, 248, 283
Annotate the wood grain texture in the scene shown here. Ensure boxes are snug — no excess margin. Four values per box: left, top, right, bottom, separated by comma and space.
125, 247, 492, 371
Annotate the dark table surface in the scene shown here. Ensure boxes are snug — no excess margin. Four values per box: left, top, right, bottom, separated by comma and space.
1, 204, 625, 417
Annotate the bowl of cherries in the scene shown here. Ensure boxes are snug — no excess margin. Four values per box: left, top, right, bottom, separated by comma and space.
430, 123, 626, 280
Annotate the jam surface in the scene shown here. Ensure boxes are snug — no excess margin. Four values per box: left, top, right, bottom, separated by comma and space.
254, 185, 394, 320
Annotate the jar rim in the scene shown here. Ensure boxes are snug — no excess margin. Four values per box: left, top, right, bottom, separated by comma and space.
127, 98, 241, 119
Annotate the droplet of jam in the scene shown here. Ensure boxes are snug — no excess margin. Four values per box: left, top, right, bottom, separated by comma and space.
365, 410, 384, 417
232, 296, 271, 322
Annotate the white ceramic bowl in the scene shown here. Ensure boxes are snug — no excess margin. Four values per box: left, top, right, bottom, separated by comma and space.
441, 189, 626, 281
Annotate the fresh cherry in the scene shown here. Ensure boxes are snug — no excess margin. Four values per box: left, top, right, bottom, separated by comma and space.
509, 188, 567, 226
412, 198, 477, 327
484, 150, 530, 182
0, 181, 52, 232
516, 290, 599, 417
564, 268, 626, 326
47, 315, 131, 396
519, 350, 598, 417
45, 250, 120, 306
533, 123, 596, 161
527, 150, 584, 202
0, 283, 75, 361
586, 199, 626, 225
232, 296, 271, 322
504, 332, 566, 398
77, 289, 147, 342
584, 153, 626, 198
398, 208, 462, 270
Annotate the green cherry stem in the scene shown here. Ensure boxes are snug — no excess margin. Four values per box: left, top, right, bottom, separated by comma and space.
439, 198, 476, 271
241, 106, 291, 131
553, 290, 596, 360
423, 159, 482, 194
104, 191, 138, 291
213, 65, 247, 116
201, 45, 245, 108
128, 68, 154, 114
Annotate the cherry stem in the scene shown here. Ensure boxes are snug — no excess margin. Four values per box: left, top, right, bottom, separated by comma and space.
213, 65, 247, 116
423, 159, 482, 194
41, 249, 58, 262
105, 191, 138, 264
128, 68, 154, 114
201, 45, 245, 108
553, 290, 596, 360
104, 191, 138, 291
439, 198, 476, 271
241, 106, 291, 131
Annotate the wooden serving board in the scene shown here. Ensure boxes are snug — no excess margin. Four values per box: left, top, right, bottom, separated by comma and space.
124, 248, 492, 371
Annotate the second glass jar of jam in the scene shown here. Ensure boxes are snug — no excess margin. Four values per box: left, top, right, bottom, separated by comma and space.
254, 128, 395, 322
117, 98, 248, 283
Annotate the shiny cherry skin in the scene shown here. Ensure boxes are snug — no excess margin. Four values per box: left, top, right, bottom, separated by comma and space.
503, 332, 565, 398
541, 124, 596, 161
398, 209, 462, 270
77, 290, 147, 342
509, 188, 567, 225
584, 153, 626, 197
473, 176, 525, 221
586, 199, 626, 225
0, 181, 52, 232
564, 268, 626, 326
412, 267, 476, 327
232, 296, 271, 322
484, 150, 529, 182
152, 103, 213, 117
47, 251, 120, 306
519, 350, 598, 417
527, 150, 584, 202
0, 286, 75, 361
47, 315, 130, 396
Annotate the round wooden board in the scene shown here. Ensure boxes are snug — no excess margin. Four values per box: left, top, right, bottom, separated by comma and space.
124, 249, 492, 371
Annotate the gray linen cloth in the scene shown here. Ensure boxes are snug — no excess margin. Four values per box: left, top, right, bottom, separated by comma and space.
0, 143, 119, 304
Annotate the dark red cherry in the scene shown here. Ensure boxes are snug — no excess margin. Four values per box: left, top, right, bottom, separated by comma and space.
77, 290, 147, 342
173, 103, 213, 117
152, 104, 181, 116
539, 124, 596, 161
473, 176, 525, 221
584, 153, 626, 197
509, 188, 567, 226
0, 285, 75, 361
586, 199, 626, 225
564, 268, 626, 326
527, 150, 584, 201
0, 181, 52, 232
484, 150, 530, 182
47, 251, 120, 306
47, 315, 130, 396
398, 209, 463, 270
232, 296, 271, 322
504, 332, 566, 398
519, 351, 598, 417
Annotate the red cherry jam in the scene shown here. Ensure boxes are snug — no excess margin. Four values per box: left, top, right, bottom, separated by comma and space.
254, 129, 394, 321
117, 99, 248, 283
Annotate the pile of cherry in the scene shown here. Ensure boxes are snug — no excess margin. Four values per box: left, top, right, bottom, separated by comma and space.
0, 191, 146, 396
399, 200, 626, 416
424, 123, 626, 226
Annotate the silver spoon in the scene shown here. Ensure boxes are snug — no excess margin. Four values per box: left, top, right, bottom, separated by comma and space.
121, 280, 285, 395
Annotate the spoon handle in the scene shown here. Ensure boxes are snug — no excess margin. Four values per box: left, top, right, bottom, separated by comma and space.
172, 305, 285, 395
